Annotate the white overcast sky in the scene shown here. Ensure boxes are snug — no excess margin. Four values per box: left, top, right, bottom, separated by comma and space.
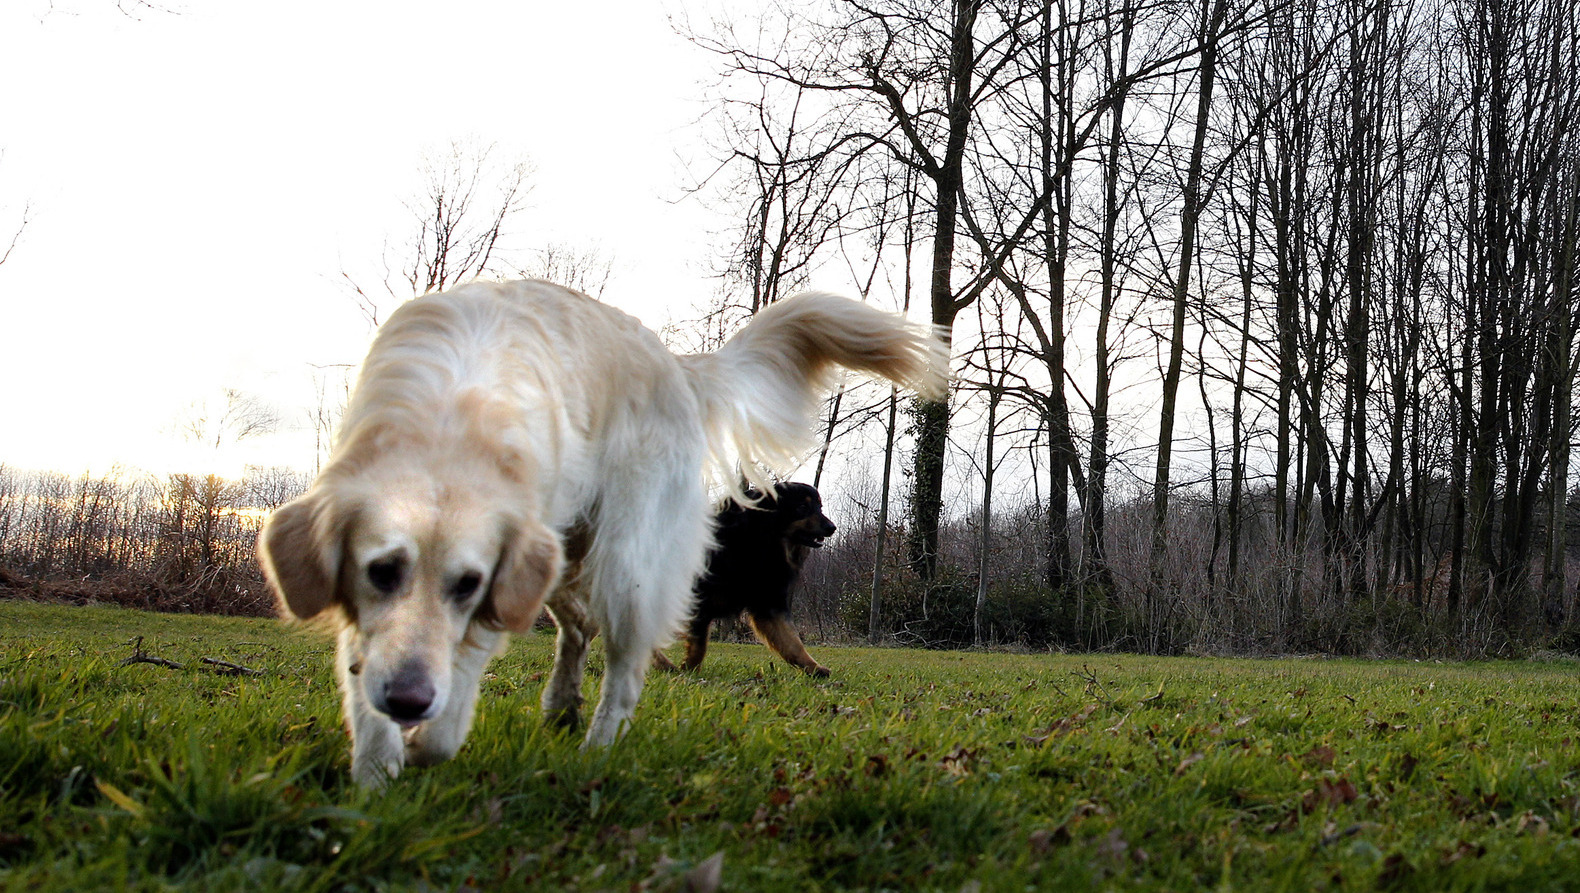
0, 0, 751, 477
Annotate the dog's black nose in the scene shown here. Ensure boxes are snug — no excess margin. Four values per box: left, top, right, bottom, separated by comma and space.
383, 670, 436, 721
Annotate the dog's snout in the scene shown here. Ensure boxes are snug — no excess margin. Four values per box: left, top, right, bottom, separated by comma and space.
382, 665, 437, 722
820, 517, 837, 536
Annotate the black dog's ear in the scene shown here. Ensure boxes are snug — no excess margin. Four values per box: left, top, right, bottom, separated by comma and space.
774, 481, 817, 501
259, 491, 352, 620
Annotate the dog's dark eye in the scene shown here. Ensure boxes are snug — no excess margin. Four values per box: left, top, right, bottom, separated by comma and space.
452, 570, 483, 599
367, 557, 404, 593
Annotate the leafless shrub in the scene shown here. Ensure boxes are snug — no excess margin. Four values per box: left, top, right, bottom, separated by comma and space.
0, 464, 308, 616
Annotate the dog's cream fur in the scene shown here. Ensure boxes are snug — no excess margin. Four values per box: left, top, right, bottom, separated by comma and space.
258, 279, 946, 787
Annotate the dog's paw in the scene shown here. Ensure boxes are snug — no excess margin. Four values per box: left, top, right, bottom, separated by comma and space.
350, 752, 403, 789
544, 705, 583, 732
808, 664, 831, 678
403, 725, 463, 767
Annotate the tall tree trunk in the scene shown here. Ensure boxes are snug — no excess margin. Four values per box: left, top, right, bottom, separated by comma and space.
1086, 0, 1134, 604
907, 0, 978, 582
1544, 169, 1579, 626
1549, 7, 1580, 629
1336, 1, 1379, 608
974, 386, 1001, 647
1149, 0, 1228, 651
1228, 187, 1256, 591
1269, 61, 1303, 634
1038, 0, 1076, 600
1465, 0, 1505, 617
873, 171, 922, 643
870, 389, 900, 644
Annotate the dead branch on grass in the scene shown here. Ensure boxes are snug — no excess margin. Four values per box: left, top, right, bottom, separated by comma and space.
200, 657, 263, 676
117, 636, 264, 675
1074, 664, 1114, 706
118, 636, 184, 670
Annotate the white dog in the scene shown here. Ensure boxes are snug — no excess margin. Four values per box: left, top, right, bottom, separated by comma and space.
258, 279, 946, 787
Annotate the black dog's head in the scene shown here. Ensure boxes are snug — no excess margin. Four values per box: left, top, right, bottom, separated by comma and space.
769, 482, 837, 549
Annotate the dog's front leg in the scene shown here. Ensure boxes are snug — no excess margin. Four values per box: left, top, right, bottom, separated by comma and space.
748, 612, 831, 677
338, 626, 405, 788
405, 627, 505, 767
584, 631, 649, 748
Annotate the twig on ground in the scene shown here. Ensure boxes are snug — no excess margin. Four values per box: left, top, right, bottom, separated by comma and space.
117, 637, 265, 675
200, 657, 263, 676
1074, 664, 1114, 706
118, 636, 184, 670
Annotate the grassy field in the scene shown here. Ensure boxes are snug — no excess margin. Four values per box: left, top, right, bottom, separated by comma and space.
4, 601, 1580, 891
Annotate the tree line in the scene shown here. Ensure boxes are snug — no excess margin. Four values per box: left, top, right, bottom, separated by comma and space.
683, 0, 1580, 655
0, 465, 302, 617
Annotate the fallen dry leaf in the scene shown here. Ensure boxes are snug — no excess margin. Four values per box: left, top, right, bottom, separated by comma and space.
1515, 811, 1550, 836
940, 746, 976, 777
1303, 776, 1359, 811
1376, 853, 1413, 889
683, 851, 724, 893
1092, 827, 1129, 861
1299, 745, 1337, 767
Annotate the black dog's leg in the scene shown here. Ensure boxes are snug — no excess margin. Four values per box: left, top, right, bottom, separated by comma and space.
747, 611, 831, 677
541, 596, 597, 731
681, 614, 713, 670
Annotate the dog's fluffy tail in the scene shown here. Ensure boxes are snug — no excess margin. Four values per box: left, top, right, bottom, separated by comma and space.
681, 292, 949, 491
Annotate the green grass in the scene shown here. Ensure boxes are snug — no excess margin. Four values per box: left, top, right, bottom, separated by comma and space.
4, 600, 1580, 891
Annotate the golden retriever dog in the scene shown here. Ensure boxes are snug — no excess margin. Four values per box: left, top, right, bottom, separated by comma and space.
257, 279, 946, 787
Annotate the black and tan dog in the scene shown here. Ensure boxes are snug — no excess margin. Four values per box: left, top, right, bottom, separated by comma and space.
658, 482, 835, 677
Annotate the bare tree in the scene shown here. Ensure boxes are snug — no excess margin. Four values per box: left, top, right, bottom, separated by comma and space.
176, 388, 279, 452
962, 288, 1028, 646
531, 243, 614, 298
690, 0, 1041, 580
1147, 0, 1231, 652
0, 152, 29, 269
342, 140, 533, 326
0, 202, 25, 269
342, 140, 620, 329
307, 364, 354, 474
166, 388, 279, 581
30, 0, 175, 21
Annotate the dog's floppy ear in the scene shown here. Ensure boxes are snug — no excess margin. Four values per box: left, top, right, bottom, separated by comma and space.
487, 521, 564, 632
258, 491, 347, 621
